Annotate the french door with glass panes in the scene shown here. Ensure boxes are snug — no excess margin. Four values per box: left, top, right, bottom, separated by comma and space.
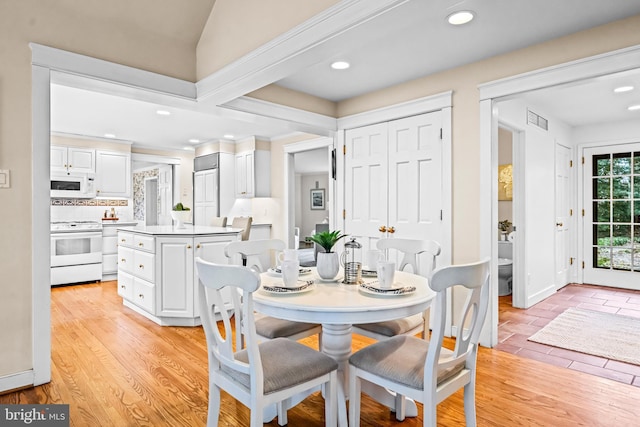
583, 143, 640, 289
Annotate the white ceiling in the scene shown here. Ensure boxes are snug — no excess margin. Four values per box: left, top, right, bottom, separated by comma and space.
50, 1, 640, 152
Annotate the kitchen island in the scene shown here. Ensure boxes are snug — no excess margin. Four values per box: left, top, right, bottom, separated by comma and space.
117, 225, 242, 326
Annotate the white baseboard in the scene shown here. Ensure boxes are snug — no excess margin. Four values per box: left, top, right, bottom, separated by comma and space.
0, 370, 34, 393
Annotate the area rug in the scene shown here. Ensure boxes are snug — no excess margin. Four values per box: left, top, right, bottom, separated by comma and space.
528, 307, 640, 366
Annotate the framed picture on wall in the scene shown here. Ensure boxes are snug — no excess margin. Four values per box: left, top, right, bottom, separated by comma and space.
310, 188, 325, 210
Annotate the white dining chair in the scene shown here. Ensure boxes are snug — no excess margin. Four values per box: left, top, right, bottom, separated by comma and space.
195, 258, 338, 427
224, 239, 322, 350
348, 258, 490, 427
352, 238, 441, 340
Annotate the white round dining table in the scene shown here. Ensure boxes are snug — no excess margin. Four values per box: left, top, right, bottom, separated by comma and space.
254, 268, 436, 427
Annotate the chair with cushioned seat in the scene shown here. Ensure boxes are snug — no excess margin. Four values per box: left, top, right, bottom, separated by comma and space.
348, 258, 490, 427
210, 216, 227, 227
195, 258, 338, 427
225, 239, 322, 350
231, 216, 252, 241
352, 238, 441, 340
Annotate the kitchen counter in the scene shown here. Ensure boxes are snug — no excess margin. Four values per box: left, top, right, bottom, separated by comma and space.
119, 224, 242, 236
102, 220, 138, 226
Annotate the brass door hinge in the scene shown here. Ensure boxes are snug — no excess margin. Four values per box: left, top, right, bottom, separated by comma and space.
342, 209, 346, 219
582, 261, 585, 269
582, 156, 585, 164
570, 209, 573, 216
343, 145, 346, 155
570, 257, 574, 265
570, 160, 573, 167
582, 209, 585, 216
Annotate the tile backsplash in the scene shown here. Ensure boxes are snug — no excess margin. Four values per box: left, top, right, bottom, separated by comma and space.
50, 198, 133, 222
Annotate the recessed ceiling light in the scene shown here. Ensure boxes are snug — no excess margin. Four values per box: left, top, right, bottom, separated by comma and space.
156, 110, 171, 116
614, 86, 634, 93
188, 139, 200, 144
447, 10, 475, 25
183, 146, 195, 151
628, 104, 640, 111
104, 133, 116, 138
223, 134, 234, 139
331, 61, 350, 70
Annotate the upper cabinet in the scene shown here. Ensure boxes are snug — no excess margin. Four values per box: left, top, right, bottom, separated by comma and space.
95, 150, 131, 198
51, 146, 95, 175
235, 149, 270, 198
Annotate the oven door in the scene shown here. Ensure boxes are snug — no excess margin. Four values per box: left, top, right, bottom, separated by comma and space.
51, 231, 103, 267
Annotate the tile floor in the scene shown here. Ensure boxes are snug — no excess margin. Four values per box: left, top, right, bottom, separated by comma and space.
497, 283, 640, 387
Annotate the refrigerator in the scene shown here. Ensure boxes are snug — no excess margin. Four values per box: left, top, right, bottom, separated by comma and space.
193, 153, 219, 226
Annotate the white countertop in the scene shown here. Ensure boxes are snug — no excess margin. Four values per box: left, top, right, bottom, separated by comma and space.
119, 224, 243, 236
102, 220, 138, 226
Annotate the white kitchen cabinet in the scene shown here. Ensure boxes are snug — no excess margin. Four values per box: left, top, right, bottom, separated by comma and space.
103, 223, 138, 280
116, 227, 240, 326
235, 149, 270, 198
51, 145, 95, 175
95, 150, 131, 197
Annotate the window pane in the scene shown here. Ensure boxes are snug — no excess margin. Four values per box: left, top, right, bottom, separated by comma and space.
593, 178, 610, 199
594, 201, 610, 222
635, 201, 640, 224
594, 246, 611, 269
613, 201, 631, 223
612, 247, 632, 271
634, 249, 640, 272
634, 152, 640, 174
612, 152, 632, 175
612, 176, 631, 199
612, 224, 631, 247
595, 224, 610, 245
593, 154, 610, 177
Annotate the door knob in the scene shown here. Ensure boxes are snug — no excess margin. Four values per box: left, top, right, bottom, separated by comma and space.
388, 226, 395, 234
556, 222, 563, 227
379, 225, 387, 233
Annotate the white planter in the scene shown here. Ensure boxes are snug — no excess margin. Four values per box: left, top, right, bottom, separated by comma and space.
316, 252, 339, 280
170, 210, 190, 229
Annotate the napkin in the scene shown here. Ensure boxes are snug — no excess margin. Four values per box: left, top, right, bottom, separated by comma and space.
263, 280, 314, 293
360, 282, 416, 295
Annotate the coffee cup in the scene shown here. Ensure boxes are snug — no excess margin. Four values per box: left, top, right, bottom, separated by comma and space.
281, 259, 300, 288
366, 249, 385, 270
278, 249, 298, 264
376, 261, 396, 289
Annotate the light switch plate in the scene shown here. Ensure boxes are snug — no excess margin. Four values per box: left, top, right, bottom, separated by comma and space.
0, 170, 10, 188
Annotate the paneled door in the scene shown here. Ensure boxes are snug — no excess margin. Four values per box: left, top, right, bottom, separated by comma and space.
583, 143, 640, 290
344, 112, 443, 274
555, 142, 572, 289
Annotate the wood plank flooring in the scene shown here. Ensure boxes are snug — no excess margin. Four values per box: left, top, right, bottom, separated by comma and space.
3, 281, 640, 426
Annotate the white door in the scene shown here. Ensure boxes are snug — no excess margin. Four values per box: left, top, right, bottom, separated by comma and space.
157, 165, 173, 225
583, 142, 640, 290
194, 169, 218, 226
555, 142, 572, 289
344, 112, 443, 274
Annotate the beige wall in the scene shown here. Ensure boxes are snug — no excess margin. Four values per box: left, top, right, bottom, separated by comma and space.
196, 0, 340, 79
0, 1, 199, 378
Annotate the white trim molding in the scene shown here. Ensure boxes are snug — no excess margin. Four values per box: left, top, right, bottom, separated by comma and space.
196, 0, 410, 105
221, 96, 337, 137
337, 91, 453, 130
479, 44, 640, 100
0, 371, 35, 394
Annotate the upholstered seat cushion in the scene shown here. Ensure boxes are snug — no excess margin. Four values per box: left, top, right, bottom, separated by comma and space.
224, 338, 338, 394
256, 316, 319, 339
353, 313, 423, 336
349, 335, 465, 389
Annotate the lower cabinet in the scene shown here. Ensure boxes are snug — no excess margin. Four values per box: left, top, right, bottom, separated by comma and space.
117, 231, 239, 326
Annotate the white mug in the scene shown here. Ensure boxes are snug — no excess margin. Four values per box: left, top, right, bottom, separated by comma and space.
376, 261, 396, 289
366, 249, 385, 270
281, 259, 300, 288
278, 249, 298, 264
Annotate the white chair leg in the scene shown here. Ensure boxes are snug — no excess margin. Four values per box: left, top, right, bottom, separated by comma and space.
325, 372, 338, 427
394, 393, 406, 421
348, 368, 361, 427
463, 381, 477, 427
277, 400, 288, 426
208, 384, 220, 427
250, 404, 263, 427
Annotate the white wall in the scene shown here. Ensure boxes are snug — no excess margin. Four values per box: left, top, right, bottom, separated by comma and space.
298, 174, 330, 238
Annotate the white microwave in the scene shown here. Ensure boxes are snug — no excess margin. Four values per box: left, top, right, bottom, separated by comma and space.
51, 173, 96, 198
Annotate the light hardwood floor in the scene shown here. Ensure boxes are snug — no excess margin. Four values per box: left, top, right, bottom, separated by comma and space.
2, 281, 640, 426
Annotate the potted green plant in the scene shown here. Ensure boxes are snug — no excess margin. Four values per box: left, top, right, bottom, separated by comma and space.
171, 202, 191, 228
309, 230, 347, 279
